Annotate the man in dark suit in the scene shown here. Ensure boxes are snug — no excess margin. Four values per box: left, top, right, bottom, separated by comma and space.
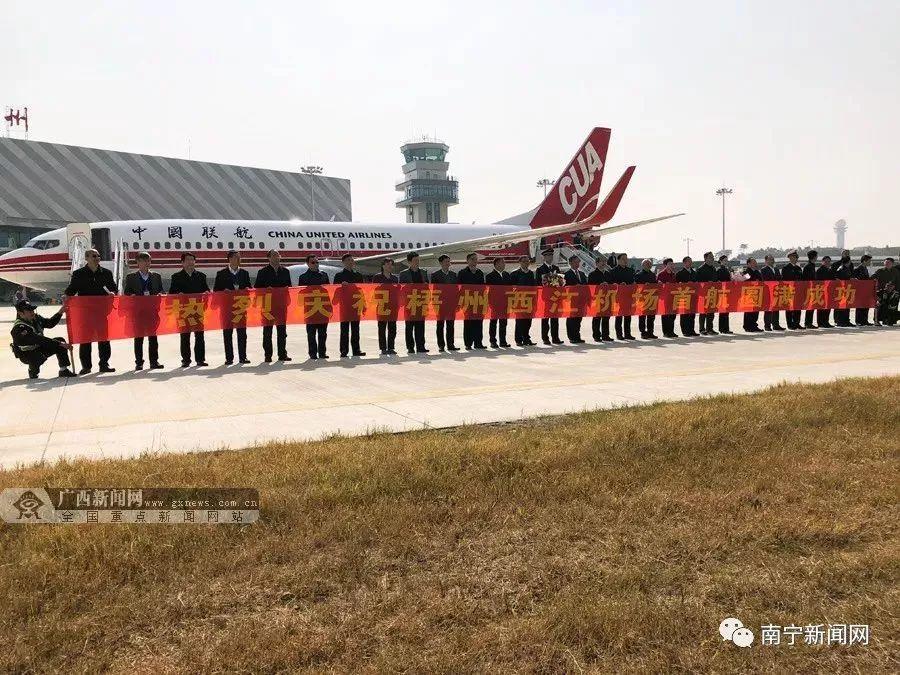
696, 252, 718, 335
486, 257, 512, 348
853, 254, 873, 326
334, 254, 366, 358
742, 258, 764, 332
535, 249, 562, 345
588, 256, 613, 342
255, 249, 292, 362
214, 250, 253, 364
674, 256, 698, 337
398, 251, 429, 354
634, 258, 659, 339
296, 254, 330, 360
169, 252, 210, 366
64, 248, 117, 374
715, 255, 734, 334
430, 254, 459, 352
610, 253, 637, 340
123, 251, 164, 370
802, 250, 819, 328
779, 250, 804, 330
833, 250, 854, 326
372, 258, 399, 355
760, 254, 784, 331
815, 255, 836, 328
457, 252, 486, 349
509, 255, 537, 346
563, 255, 586, 343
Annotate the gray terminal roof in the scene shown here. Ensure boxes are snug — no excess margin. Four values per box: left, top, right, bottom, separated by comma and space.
0, 137, 351, 225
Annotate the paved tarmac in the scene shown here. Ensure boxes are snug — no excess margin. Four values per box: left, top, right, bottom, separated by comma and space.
1, 306, 897, 469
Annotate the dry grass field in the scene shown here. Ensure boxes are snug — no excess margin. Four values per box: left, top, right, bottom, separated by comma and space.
1, 376, 898, 673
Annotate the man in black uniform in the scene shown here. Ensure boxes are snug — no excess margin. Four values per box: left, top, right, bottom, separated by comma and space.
535, 249, 562, 345
853, 254, 873, 326
214, 250, 253, 364
674, 256, 698, 337
760, 254, 785, 331
609, 253, 636, 339
334, 254, 366, 358
296, 255, 330, 360
10, 300, 76, 379
457, 252, 487, 350
123, 252, 165, 370
64, 248, 117, 374
742, 258, 764, 332
372, 258, 399, 355
815, 255, 836, 328
716, 254, 734, 334
486, 257, 512, 348
255, 249, 292, 362
398, 251, 429, 354
509, 255, 537, 346
169, 251, 210, 367
588, 256, 613, 342
634, 258, 659, 339
696, 251, 718, 335
802, 250, 819, 328
833, 250, 854, 326
430, 254, 459, 352
779, 250, 804, 330
563, 255, 586, 343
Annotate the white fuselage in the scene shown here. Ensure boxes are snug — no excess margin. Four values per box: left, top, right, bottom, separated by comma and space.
0, 219, 529, 293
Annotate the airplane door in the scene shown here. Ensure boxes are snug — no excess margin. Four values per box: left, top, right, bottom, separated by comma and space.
91, 227, 112, 260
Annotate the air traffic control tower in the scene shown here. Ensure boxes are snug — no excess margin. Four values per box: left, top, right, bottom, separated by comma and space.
395, 138, 458, 223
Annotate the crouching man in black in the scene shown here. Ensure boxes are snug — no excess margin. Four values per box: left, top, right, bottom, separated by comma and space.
10, 300, 76, 379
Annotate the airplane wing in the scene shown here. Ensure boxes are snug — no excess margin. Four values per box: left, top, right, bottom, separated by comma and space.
336, 166, 682, 272
349, 212, 683, 272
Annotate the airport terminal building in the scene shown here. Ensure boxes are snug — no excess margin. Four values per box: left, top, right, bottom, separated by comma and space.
0, 138, 352, 253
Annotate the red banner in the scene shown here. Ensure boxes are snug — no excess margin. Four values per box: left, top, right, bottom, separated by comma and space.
64, 280, 877, 344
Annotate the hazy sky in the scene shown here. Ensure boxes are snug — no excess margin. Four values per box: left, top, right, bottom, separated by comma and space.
3, 1, 898, 255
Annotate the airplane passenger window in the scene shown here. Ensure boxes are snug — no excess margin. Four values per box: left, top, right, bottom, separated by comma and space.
315, 242, 321, 249
349, 242, 355, 249
248, 242, 254, 249
278, 242, 285, 249
132, 242, 139, 250
376, 242, 382, 249
323, 242, 330, 249
368, 242, 374, 249
174, 242, 182, 249
400, 243, 406, 249
184, 242, 191, 249
143, 242, 150, 249
154, 242, 160, 249
196, 242, 202, 248
408, 243, 413, 248
164, 242, 171, 249
417, 242, 422, 248
239, 242, 245, 249
214, 242, 221, 249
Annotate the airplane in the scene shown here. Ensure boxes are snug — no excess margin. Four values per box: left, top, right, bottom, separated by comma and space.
0, 127, 682, 293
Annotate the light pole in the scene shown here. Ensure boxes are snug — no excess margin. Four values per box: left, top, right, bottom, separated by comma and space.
716, 187, 733, 253
301, 165, 324, 220
536, 178, 555, 197
683, 237, 693, 258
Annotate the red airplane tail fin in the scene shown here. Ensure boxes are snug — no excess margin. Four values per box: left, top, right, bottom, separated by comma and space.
528, 127, 610, 229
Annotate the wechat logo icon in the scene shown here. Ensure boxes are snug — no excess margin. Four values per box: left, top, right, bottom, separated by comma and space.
720, 617, 754, 648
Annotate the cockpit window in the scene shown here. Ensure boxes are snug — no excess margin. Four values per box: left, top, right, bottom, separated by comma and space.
24, 239, 60, 250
